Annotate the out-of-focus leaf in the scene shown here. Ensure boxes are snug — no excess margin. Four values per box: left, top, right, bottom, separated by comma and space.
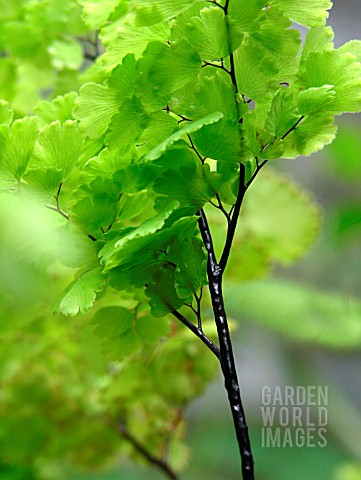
226, 279, 361, 348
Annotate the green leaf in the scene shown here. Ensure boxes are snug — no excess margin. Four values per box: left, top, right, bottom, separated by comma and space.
32, 120, 83, 180
134, 0, 196, 26
300, 50, 361, 114
268, 0, 332, 28
0, 100, 14, 127
101, 206, 198, 274
169, 237, 208, 299
226, 279, 361, 349
264, 88, 299, 138
105, 96, 149, 148
136, 40, 202, 108
145, 264, 184, 317
135, 110, 178, 157
79, 146, 132, 184
171, 68, 240, 121
298, 85, 336, 115
193, 119, 244, 162
55, 268, 106, 316
234, 39, 278, 103
100, 206, 176, 271
239, 171, 321, 264
107, 258, 163, 291
73, 54, 137, 138
100, 21, 170, 71
251, 7, 301, 57
216, 161, 239, 205
186, 6, 232, 61
302, 26, 334, 58
79, 0, 121, 30
338, 40, 361, 63
170, 2, 209, 42
228, 0, 265, 33
0, 116, 37, 185
23, 167, 64, 198
92, 306, 141, 360
34, 92, 78, 127
154, 152, 220, 213
145, 112, 223, 161
281, 112, 337, 158
72, 177, 122, 236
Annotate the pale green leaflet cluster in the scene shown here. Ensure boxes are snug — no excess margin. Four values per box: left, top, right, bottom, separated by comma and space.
0, 0, 361, 477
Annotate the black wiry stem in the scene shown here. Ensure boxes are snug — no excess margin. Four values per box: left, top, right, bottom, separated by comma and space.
172, 310, 220, 359
187, 134, 206, 163
163, 105, 193, 123
46, 203, 69, 220
245, 159, 268, 191
228, 53, 239, 94
202, 60, 231, 75
45, 182, 97, 242
198, 205, 254, 480
46, 183, 70, 220
117, 424, 179, 480
219, 165, 246, 272
207, 0, 225, 10
281, 115, 305, 139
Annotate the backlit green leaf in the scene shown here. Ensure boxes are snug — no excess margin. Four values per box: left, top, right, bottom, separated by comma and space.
0, 100, 13, 127
228, 0, 265, 33
302, 26, 334, 58
100, 21, 170, 70
234, 39, 278, 102
0, 116, 37, 185
32, 120, 83, 180
298, 85, 336, 115
35, 92, 77, 127
186, 7, 231, 61
145, 112, 223, 161
192, 119, 244, 162
338, 40, 361, 63
300, 50, 361, 114
136, 40, 202, 108
281, 112, 337, 158
105, 96, 149, 148
154, 152, 220, 213
73, 54, 137, 138
72, 176, 122, 236
268, 0, 332, 28
79, 0, 121, 29
264, 88, 299, 138
134, 0, 196, 26
55, 268, 106, 316
170, 68, 240, 122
